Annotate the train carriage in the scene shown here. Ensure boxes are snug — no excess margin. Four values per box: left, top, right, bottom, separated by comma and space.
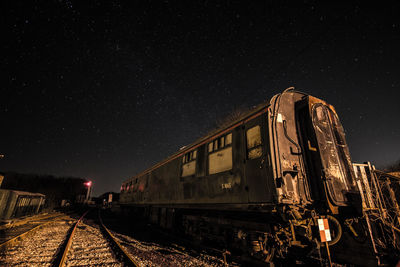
119, 88, 371, 264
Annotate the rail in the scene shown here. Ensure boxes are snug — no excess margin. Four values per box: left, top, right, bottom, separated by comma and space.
98, 209, 139, 267
1, 210, 139, 266
54, 209, 138, 267
55, 210, 89, 267
0, 213, 65, 250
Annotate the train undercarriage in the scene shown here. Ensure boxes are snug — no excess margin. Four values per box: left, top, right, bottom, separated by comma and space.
122, 162, 400, 266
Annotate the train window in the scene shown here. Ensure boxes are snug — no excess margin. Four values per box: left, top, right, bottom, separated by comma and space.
208, 132, 233, 174
208, 142, 213, 152
129, 182, 133, 192
208, 133, 233, 153
246, 125, 262, 159
213, 140, 218, 151
209, 147, 233, 174
181, 149, 197, 177
226, 133, 232, 145
182, 150, 197, 164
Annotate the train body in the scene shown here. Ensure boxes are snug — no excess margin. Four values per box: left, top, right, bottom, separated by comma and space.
119, 89, 372, 264
0, 189, 45, 221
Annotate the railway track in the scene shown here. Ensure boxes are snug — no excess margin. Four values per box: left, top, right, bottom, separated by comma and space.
0, 212, 67, 249
0, 213, 75, 265
1, 209, 226, 266
58, 210, 138, 266
0, 211, 65, 231
0, 210, 138, 266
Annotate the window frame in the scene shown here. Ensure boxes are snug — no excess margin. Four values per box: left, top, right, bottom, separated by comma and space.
208, 132, 232, 154
181, 149, 197, 177
246, 125, 263, 159
207, 132, 233, 175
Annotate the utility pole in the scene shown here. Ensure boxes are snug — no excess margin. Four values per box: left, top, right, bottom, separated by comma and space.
84, 181, 92, 202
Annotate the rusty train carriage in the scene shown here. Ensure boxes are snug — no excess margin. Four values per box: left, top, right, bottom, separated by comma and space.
119, 88, 386, 264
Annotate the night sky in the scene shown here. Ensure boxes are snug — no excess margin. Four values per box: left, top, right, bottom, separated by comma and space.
3, 1, 400, 196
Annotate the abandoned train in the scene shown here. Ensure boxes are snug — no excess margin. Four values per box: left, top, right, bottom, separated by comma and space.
120, 88, 365, 263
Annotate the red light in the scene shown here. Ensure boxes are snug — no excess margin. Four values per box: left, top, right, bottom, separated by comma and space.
84, 181, 92, 187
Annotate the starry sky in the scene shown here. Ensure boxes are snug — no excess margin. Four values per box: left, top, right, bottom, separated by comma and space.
2, 1, 400, 196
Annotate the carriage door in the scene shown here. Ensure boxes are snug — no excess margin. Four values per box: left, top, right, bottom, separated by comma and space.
296, 97, 355, 206
244, 115, 272, 203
